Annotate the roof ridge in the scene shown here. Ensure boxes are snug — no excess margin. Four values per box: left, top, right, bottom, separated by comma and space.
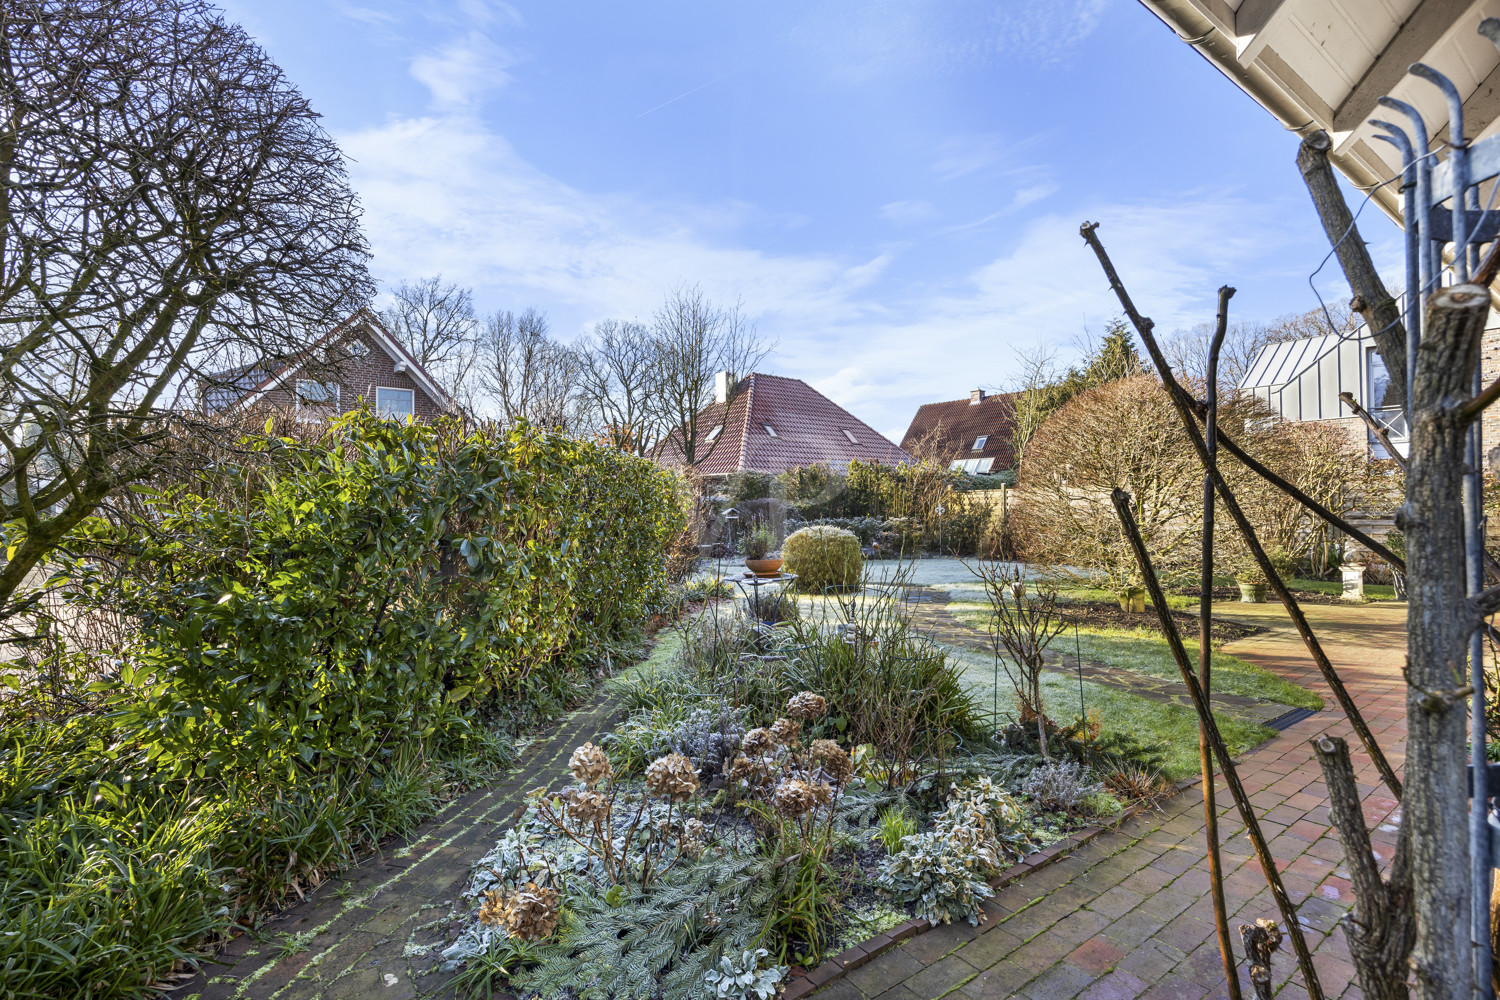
735, 374, 755, 472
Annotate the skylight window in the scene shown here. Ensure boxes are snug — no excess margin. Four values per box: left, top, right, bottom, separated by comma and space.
763, 424, 778, 437
842, 429, 859, 444
972, 435, 989, 451
706, 425, 723, 442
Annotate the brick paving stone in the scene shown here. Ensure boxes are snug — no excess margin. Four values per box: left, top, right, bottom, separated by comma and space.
902, 954, 979, 997
1067, 936, 1128, 976
1022, 963, 1097, 1000
952, 926, 1024, 968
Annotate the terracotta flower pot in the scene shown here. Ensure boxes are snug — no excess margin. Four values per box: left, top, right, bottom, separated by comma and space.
745, 558, 783, 577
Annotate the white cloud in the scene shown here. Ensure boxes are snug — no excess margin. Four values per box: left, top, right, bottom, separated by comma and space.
1011, 182, 1058, 209
880, 200, 936, 224
410, 32, 515, 108
340, 109, 1315, 436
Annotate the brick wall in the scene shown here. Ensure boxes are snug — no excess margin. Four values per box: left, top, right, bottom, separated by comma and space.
252, 326, 447, 422
1483, 321, 1500, 469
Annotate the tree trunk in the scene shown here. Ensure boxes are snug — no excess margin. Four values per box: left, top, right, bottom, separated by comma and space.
1311, 735, 1413, 1000
1405, 283, 1489, 1000
1297, 130, 1408, 408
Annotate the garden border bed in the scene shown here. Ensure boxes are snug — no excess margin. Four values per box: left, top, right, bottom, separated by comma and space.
782, 775, 1195, 998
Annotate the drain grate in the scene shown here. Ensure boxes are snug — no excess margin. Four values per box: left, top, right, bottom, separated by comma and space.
1266, 707, 1319, 731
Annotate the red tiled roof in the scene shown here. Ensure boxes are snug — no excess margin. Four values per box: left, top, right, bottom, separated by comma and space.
663, 373, 910, 475
899, 392, 1018, 470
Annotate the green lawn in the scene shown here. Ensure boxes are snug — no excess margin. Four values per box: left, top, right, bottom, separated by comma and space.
946, 645, 1275, 782
947, 609, 1321, 712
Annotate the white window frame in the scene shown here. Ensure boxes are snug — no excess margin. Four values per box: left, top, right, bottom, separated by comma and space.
763, 423, 778, 437
375, 386, 416, 420
972, 435, 988, 451
705, 424, 723, 443
295, 379, 340, 421
841, 429, 859, 444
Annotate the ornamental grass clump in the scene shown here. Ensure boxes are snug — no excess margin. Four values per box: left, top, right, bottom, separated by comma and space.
781, 525, 863, 592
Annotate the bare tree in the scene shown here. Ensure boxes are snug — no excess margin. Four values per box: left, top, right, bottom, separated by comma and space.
379, 275, 478, 407
0, 0, 373, 614
1009, 345, 1059, 469
651, 285, 772, 467
575, 318, 663, 455
478, 308, 578, 430
968, 560, 1066, 756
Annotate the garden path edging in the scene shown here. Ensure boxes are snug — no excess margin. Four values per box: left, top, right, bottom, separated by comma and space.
783, 778, 1198, 999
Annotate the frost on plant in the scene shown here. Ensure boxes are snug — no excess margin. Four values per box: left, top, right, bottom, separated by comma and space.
874, 776, 1032, 925
703, 948, 786, 1000
1020, 761, 1104, 813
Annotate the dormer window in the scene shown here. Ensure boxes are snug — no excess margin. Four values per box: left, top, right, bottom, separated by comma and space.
763, 424, 778, 437
706, 425, 723, 443
842, 429, 859, 444
972, 435, 988, 451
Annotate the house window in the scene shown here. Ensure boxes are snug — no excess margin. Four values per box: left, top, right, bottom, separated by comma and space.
1367, 347, 1391, 408
972, 435, 988, 451
376, 387, 415, 420
763, 424, 778, 437
842, 429, 859, 444
296, 380, 340, 421
705, 425, 723, 443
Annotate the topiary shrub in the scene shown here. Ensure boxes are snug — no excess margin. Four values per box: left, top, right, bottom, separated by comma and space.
781, 525, 863, 592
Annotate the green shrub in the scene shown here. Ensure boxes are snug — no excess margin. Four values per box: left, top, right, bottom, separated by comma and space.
782, 525, 863, 592
725, 470, 774, 504
0, 413, 685, 999
776, 464, 849, 519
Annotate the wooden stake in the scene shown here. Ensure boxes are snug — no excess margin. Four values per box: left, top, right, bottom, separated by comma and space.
1111, 487, 1323, 1000
1080, 220, 1403, 802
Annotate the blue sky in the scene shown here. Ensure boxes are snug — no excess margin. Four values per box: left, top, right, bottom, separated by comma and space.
223, 0, 1402, 441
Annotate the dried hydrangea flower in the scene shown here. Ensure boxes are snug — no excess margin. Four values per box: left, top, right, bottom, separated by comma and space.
768, 717, 801, 746
680, 836, 705, 858
568, 742, 613, 786
772, 778, 820, 818
740, 728, 773, 756
645, 752, 701, 802
502, 882, 561, 942
785, 691, 827, 721
477, 888, 507, 927
683, 818, 706, 841
563, 786, 609, 825
809, 739, 852, 784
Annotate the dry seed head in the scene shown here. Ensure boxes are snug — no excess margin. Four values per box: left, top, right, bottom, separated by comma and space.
810, 739, 852, 784
741, 728, 773, 756
785, 691, 827, 721
684, 818, 706, 840
768, 717, 801, 746
568, 742, 613, 786
477, 888, 507, 927
772, 778, 821, 818
502, 882, 561, 942
645, 752, 701, 802
563, 786, 609, 825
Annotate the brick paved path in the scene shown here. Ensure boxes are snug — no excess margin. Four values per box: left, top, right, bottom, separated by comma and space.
184, 696, 619, 1000
814, 599, 1407, 1000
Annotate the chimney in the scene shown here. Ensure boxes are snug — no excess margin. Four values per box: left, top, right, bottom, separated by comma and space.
969, 388, 986, 405
714, 371, 734, 404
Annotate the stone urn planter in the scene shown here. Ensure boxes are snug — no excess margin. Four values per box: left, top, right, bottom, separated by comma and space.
745, 558, 784, 577
1238, 581, 1268, 603
1117, 586, 1146, 613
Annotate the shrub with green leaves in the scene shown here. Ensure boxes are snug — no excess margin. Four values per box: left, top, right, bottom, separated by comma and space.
2, 413, 685, 999
781, 525, 863, 592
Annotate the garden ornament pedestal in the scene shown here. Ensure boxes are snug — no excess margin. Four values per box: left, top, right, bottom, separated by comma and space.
1117, 586, 1146, 613
1238, 582, 1268, 603
728, 571, 797, 623
1340, 564, 1365, 601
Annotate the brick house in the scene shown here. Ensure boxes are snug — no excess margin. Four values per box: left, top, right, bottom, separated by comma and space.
899, 389, 1018, 474
202, 310, 453, 422
657, 372, 910, 476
